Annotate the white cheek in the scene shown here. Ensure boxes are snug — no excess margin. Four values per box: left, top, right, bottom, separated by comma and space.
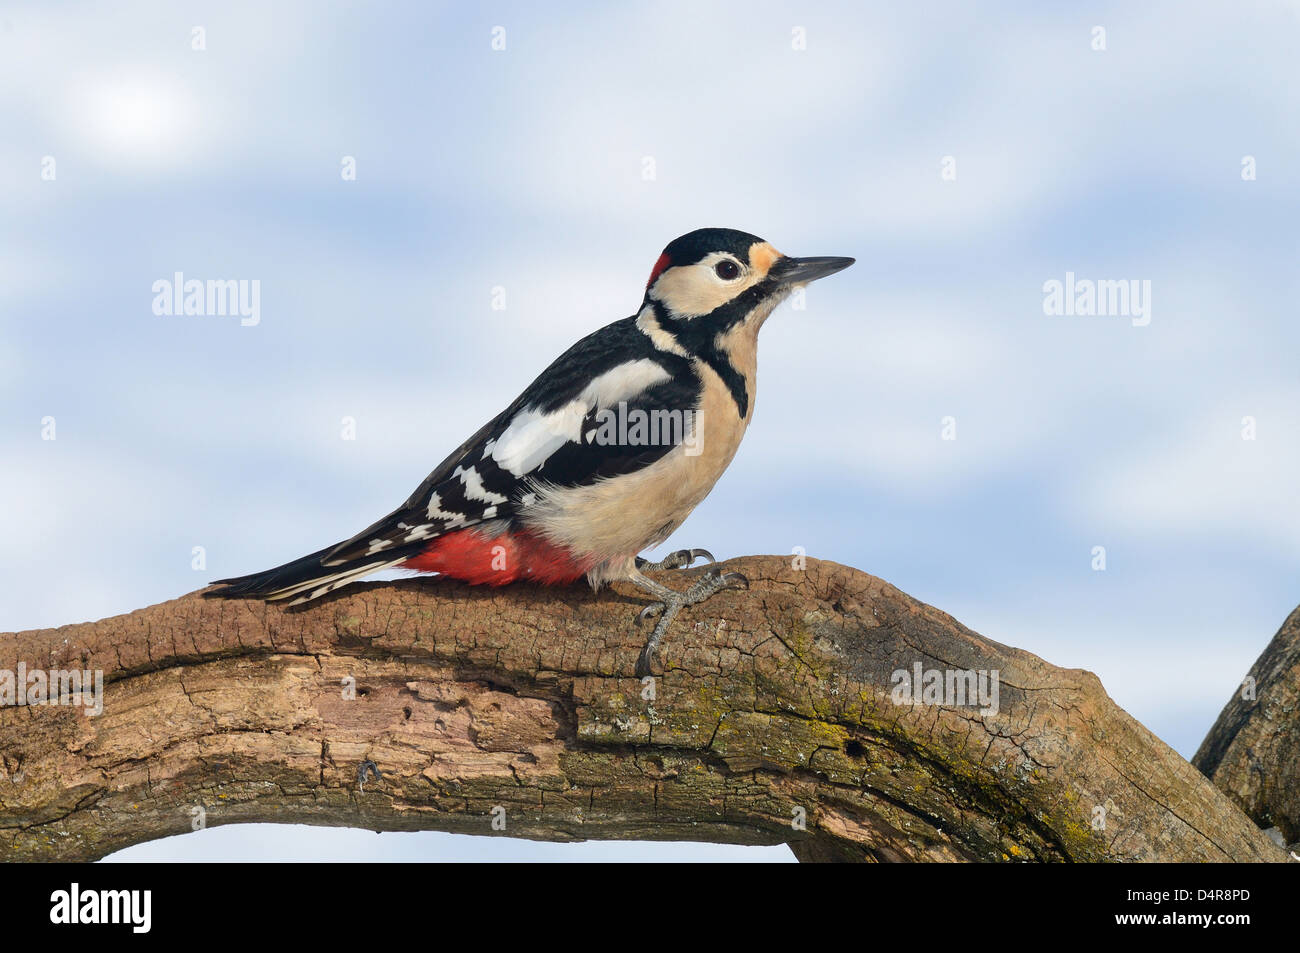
652, 265, 751, 318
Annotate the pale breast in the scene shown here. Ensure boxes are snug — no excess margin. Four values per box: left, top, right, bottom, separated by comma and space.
521, 353, 754, 567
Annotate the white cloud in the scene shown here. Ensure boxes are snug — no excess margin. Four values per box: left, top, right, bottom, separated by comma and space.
71, 71, 203, 171
1073, 391, 1300, 557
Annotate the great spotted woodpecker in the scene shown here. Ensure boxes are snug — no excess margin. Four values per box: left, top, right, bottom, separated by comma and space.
207, 228, 854, 675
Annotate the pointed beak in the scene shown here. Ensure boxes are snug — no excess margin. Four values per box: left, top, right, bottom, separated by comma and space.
770, 255, 856, 286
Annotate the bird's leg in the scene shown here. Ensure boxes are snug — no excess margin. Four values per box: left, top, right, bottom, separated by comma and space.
629, 564, 748, 677
635, 548, 715, 572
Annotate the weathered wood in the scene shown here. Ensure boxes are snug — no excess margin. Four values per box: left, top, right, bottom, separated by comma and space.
0, 556, 1285, 862
1194, 606, 1300, 844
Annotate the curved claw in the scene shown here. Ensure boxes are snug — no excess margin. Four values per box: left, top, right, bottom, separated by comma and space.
635, 645, 656, 678
719, 571, 749, 591
357, 760, 383, 791
636, 602, 665, 626
638, 547, 717, 572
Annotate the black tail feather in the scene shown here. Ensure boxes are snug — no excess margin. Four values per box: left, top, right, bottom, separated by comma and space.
204, 544, 343, 599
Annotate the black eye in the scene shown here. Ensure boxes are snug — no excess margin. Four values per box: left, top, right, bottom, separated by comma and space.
715, 260, 740, 280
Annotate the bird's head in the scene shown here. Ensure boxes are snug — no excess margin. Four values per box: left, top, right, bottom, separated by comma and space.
642, 227, 854, 335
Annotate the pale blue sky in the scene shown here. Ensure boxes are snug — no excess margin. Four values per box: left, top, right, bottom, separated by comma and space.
2, 1, 1297, 861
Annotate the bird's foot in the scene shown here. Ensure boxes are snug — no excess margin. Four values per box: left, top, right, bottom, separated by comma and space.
636, 548, 716, 572
633, 567, 748, 677
357, 759, 383, 791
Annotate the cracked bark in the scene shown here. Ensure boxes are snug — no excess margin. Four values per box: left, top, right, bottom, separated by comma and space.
1194, 605, 1300, 844
0, 556, 1288, 862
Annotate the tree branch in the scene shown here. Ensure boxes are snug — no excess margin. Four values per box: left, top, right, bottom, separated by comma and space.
1194, 605, 1300, 844
0, 556, 1286, 862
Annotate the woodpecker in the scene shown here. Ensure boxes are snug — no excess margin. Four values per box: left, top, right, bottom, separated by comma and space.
207, 228, 854, 675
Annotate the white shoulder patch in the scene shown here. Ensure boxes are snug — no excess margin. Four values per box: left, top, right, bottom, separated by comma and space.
490, 405, 586, 476
490, 359, 672, 477
578, 357, 672, 407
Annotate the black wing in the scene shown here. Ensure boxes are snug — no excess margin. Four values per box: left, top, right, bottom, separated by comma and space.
321, 317, 700, 565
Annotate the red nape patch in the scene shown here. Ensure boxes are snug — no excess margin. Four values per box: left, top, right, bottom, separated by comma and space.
400, 528, 593, 586
646, 251, 671, 289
